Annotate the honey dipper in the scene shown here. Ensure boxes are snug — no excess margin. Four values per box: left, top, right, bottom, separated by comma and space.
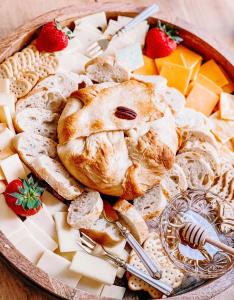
180, 222, 234, 256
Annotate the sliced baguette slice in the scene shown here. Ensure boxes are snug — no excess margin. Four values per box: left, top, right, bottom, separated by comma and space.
31, 155, 83, 200
176, 152, 215, 189
114, 199, 149, 244
181, 129, 218, 150
85, 56, 130, 83
14, 108, 59, 140
133, 185, 168, 221
16, 89, 66, 113
160, 163, 188, 200
80, 216, 122, 247
67, 191, 103, 229
13, 132, 57, 167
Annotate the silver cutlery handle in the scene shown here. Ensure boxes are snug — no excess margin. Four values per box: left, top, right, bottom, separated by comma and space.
116, 3, 159, 35
116, 222, 162, 279
126, 264, 173, 296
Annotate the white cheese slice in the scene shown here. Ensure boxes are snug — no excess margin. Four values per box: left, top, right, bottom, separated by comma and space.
0, 92, 16, 116
0, 127, 14, 154
104, 238, 126, 257
116, 43, 144, 71
77, 277, 104, 296
29, 204, 57, 240
0, 194, 24, 236
54, 212, 81, 253
116, 248, 129, 279
0, 105, 15, 133
57, 52, 90, 74
0, 154, 26, 183
54, 249, 76, 262
37, 250, 81, 288
0, 79, 10, 92
70, 250, 118, 285
74, 12, 107, 30
8, 226, 45, 264
219, 92, 234, 121
0, 180, 6, 193
42, 190, 67, 215
24, 218, 58, 251
101, 285, 126, 299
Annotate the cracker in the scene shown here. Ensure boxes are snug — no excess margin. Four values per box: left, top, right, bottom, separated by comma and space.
19, 71, 39, 88
40, 53, 59, 72
128, 232, 184, 298
22, 47, 36, 65
10, 78, 32, 98
21, 50, 32, 70
14, 52, 27, 71
36, 65, 54, 79
8, 57, 18, 77
28, 45, 40, 62
4, 60, 14, 77
0, 63, 11, 78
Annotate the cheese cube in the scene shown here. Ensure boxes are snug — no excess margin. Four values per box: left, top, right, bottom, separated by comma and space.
77, 277, 104, 296
8, 226, 45, 264
29, 204, 57, 240
134, 55, 157, 75
219, 92, 234, 120
0, 194, 24, 236
155, 49, 184, 72
186, 82, 219, 116
101, 285, 126, 299
24, 218, 58, 251
0, 154, 26, 182
0, 92, 16, 116
116, 249, 129, 279
0, 180, 6, 193
0, 79, 10, 92
41, 190, 67, 215
199, 60, 228, 87
37, 250, 81, 288
54, 212, 81, 253
54, 249, 76, 262
196, 73, 222, 95
0, 127, 15, 159
70, 250, 118, 285
210, 112, 234, 143
104, 238, 126, 257
0, 167, 5, 180
57, 52, 90, 74
223, 81, 234, 94
74, 12, 107, 30
0, 105, 15, 133
177, 45, 202, 76
191, 60, 201, 81
160, 62, 192, 94
115, 43, 144, 71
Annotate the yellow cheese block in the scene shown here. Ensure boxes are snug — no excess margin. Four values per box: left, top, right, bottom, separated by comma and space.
196, 73, 222, 95
178, 45, 202, 79
186, 82, 219, 116
155, 49, 184, 72
160, 62, 192, 94
210, 111, 234, 143
219, 92, 234, 121
191, 60, 201, 81
220, 67, 234, 93
0, 105, 15, 133
199, 59, 229, 87
133, 55, 157, 75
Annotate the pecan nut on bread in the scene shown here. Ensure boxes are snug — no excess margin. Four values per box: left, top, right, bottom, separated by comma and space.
57, 80, 178, 199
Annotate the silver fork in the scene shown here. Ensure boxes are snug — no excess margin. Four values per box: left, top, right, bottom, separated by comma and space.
79, 232, 173, 296
86, 3, 159, 58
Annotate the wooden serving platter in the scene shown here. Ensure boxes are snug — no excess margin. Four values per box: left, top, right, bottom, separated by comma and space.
0, 3, 233, 300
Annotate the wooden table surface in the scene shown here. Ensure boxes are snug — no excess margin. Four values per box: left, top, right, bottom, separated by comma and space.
0, 0, 233, 299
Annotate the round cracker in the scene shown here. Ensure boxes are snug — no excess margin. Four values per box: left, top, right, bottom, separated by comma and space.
22, 47, 36, 65
10, 78, 32, 98
36, 65, 54, 79
0, 63, 12, 78
8, 56, 19, 77
19, 71, 39, 88
14, 52, 27, 71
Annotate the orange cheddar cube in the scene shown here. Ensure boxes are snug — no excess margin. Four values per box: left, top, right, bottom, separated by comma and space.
160, 62, 192, 95
134, 55, 157, 75
186, 82, 219, 116
219, 92, 234, 121
178, 45, 202, 79
220, 67, 234, 93
199, 59, 229, 87
155, 49, 184, 72
196, 73, 222, 95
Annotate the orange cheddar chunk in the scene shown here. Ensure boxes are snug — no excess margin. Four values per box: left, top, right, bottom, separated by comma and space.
199, 59, 228, 87
160, 62, 192, 95
134, 55, 157, 75
196, 73, 222, 95
220, 67, 234, 93
219, 92, 234, 121
186, 82, 219, 116
155, 49, 184, 72
191, 60, 201, 81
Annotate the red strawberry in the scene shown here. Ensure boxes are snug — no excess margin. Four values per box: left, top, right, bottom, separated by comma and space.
4, 177, 44, 217
36, 20, 73, 52
144, 21, 183, 59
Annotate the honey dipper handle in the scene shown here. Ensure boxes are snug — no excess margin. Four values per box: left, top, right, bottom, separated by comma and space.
206, 237, 234, 256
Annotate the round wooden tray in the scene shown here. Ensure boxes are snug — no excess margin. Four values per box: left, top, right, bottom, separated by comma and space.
0, 3, 233, 300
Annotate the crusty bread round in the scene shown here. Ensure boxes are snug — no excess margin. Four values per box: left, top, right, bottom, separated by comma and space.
67, 191, 103, 229
113, 199, 149, 244
80, 216, 122, 247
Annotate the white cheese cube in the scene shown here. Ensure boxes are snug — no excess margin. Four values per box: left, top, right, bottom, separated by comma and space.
70, 250, 117, 285
116, 249, 129, 279
0, 194, 24, 236
24, 218, 58, 251
74, 12, 107, 30
0, 180, 6, 193
116, 43, 144, 71
77, 277, 104, 296
54, 212, 81, 253
29, 204, 57, 240
101, 285, 126, 299
41, 190, 67, 215
0, 79, 10, 92
0, 127, 14, 151
57, 52, 90, 74
37, 250, 81, 288
0, 105, 15, 133
104, 238, 126, 257
0, 154, 26, 183
0, 92, 16, 116
54, 249, 76, 262
8, 226, 45, 264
